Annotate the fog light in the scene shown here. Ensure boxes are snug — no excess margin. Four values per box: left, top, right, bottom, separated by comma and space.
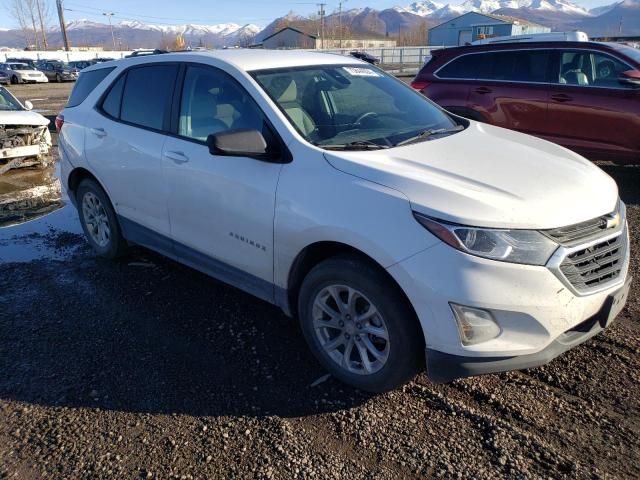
450, 303, 501, 346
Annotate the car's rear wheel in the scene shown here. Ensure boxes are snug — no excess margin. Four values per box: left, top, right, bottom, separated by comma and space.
76, 179, 127, 259
298, 255, 424, 392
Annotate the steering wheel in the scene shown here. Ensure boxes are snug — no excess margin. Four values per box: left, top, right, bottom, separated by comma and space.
355, 111, 379, 126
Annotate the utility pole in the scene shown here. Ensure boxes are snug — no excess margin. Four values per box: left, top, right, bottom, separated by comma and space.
317, 3, 326, 49
36, 0, 48, 49
56, 0, 70, 51
338, 0, 348, 49
103, 12, 116, 50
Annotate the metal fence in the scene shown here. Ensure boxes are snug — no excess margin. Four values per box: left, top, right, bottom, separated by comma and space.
298, 46, 452, 74
1, 46, 452, 74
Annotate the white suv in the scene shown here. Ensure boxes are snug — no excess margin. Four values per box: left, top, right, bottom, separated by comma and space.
58, 51, 631, 392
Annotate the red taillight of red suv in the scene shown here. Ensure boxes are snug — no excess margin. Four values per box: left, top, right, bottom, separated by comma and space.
55, 114, 64, 133
410, 80, 430, 92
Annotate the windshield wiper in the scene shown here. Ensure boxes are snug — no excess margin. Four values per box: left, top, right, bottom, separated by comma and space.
395, 125, 465, 147
316, 140, 390, 151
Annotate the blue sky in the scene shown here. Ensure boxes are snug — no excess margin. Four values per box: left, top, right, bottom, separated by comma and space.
6, 0, 611, 29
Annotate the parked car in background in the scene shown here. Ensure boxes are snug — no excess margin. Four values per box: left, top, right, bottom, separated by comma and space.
93, 57, 117, 63
0, 63, 48, 84
69, 60, 96, 71
0, 71, 9, 85
412, 41, 640, 164
57, 50, 630, 392
6, 57, 38, 69
39, 61, 79, 82
349, 51, 380, 64
0, 86, 52, 174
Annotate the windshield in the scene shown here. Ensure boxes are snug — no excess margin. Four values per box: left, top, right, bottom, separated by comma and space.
252, 64, 459, 149
8, 64, 34, 71
0, 88, 23, 111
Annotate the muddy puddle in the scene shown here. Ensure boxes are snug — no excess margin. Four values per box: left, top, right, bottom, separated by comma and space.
0, 144, 84, 263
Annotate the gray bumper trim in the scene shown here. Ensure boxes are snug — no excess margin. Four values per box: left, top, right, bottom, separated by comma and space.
426, 285, 625, 384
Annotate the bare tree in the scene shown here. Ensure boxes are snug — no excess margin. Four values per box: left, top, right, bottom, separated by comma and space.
5, 0, 34, 48
35, 0, 51, 49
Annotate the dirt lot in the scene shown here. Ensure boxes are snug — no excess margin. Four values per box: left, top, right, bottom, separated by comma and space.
0, 82, 639, 479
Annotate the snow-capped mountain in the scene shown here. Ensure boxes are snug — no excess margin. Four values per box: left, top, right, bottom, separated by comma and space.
51, 19, 261, 40
397, 0, 590, 17
394, 1, 445, 16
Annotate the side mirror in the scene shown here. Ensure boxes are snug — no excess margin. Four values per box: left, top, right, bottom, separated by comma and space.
207, 129, 270, 159
619, 69, 640, 88
24, 100, 33, 110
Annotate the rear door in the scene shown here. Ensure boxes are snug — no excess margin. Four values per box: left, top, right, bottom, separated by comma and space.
547, 49, 640, 161
466, 49, 552, 137
84, 63, 179, 237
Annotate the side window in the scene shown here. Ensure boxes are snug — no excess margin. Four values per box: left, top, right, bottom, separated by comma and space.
557, 51, 630, 87
482, 51, 550, 82
591, 52, 630, 87
101, 73, 125, 118
437, 54, 487, 79
120, 64, 178, 131
66, 66, 115, 107
178, 65, 266, 141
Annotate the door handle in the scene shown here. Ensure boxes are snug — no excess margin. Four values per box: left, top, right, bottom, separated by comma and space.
90, 127, 106, 138
164, 150, 189, 164
551, 93, 573, 103
475, 86, 492, 94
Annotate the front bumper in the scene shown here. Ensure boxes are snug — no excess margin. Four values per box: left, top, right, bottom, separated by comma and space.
387, 224, 630, 382
426, 276, 631, 383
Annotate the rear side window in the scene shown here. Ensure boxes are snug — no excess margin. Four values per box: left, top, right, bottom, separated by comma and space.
483, 51, 550, 83
437, 54, 487, 79
66, 67, 115, 107
120, 65, 178, 131
101, 74, 125, 118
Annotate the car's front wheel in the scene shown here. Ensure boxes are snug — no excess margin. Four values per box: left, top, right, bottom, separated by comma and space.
298, 255, 424, 392
10, 75, 19, 84
76, 179, 127, 259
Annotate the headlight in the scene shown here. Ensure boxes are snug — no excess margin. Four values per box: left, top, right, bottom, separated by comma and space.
414, 213, 558, 266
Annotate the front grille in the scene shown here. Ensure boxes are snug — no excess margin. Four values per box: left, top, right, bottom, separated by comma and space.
559, 231, 627, 291
545, 215, 610, 244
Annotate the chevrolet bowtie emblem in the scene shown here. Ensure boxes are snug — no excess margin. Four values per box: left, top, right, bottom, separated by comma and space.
605, 213, 620, 229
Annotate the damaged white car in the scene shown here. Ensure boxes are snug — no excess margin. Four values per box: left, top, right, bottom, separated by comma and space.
0, 86, 52, 175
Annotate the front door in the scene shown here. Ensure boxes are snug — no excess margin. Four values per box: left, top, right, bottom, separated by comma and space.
547, 49, 640, 162
163, 64, 283, 301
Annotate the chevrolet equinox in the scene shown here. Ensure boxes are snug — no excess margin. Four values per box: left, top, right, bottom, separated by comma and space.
58, 51, 631, 392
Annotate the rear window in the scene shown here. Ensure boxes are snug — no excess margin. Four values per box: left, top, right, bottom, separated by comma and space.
66, 67, 115, 107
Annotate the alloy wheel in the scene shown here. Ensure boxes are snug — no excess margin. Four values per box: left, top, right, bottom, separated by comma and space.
312, 285, 390, 375
81, 192, 111, 248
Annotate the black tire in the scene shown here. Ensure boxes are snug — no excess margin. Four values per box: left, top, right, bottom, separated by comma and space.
55, 73, 62, 83
298, 255, 424, 393
76, 178, 128, 259
11, 75, 19, 85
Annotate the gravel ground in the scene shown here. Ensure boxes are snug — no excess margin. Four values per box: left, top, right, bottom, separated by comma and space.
0, 83, 638, 480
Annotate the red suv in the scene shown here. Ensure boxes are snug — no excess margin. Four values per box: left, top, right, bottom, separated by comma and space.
412, 41, 640, 164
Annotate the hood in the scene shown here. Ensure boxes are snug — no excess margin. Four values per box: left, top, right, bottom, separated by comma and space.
323, 121, 618, 230
0, 110, 50, 127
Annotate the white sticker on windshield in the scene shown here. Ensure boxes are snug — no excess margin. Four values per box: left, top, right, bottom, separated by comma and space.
342, 67, 381, 77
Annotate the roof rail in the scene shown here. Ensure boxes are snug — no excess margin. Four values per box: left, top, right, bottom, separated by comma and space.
471, 31, 589, 45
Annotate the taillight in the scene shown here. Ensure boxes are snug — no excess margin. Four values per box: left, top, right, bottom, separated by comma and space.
55, 114, 64, 133
411, 80, 430, 91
